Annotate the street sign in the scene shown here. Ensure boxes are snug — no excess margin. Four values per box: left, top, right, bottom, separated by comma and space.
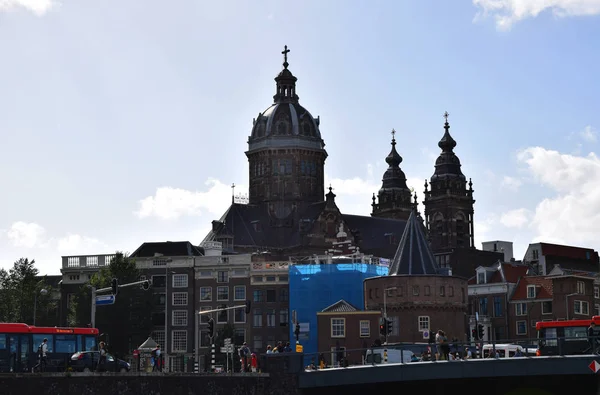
423, 331, 429, 339
589, 360, 600, 373
95, 294, 115, 306
220, 346, 233, 353
224, 338, 231, 346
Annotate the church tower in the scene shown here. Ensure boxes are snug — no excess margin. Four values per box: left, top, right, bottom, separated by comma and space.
371, 129, 416, 220
246, 46, 327, 218
423, 113, 475, 251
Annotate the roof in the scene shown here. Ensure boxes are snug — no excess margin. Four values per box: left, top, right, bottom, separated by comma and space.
489, 262, 530, 284
320, 299, 358, 313
388, 210, 439, 276
138, 337, 158, 350
537, 243, 599, 262
129, 241, 204, 258
511, 276, 553, 301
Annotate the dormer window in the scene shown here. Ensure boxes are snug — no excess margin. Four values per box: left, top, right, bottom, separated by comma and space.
527, 285, 536, 299
477, 271, 486, 284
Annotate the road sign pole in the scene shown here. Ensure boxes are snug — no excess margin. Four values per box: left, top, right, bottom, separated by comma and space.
91, 286, 97, 328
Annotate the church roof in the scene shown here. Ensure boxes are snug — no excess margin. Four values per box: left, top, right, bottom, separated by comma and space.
432, 112, 465, 181
388, 210, 440, 276
321, 299, 358, 313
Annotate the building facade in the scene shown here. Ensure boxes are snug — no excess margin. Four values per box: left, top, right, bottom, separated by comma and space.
523, 242, 600, 275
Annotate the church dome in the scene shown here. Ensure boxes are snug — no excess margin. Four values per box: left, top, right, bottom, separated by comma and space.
247, 45, 325, 153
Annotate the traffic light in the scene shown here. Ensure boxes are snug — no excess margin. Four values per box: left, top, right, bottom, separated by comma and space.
478, 324, 484, 340
295, 322, 300, 341
141, 280, 150, 290
379, 318, 387, 335
386, 319, 393, 335
472, 328, 478, 340
111, 278, 118, 295
245, 299, 251, 315
207, 318, 214, 337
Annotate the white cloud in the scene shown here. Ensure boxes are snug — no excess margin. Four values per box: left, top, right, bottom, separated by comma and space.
135, 179, 243, 220
6, 221, 46, 248
56, 234, 109, 255
500, 208, 531, 228
580, 125, 597, 142
501, 175, 522, 190
0, 0, 57, 16
517, 146, 600, 244
474, 214, 498, 244
473, 0, 600, 30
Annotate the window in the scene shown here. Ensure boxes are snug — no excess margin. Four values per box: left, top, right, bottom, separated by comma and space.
266, 309, 276, 327
574, 300, 589, 316
424, 286, 430, 296
448, 286, 454, 297
172, 292, 188, 306
153, 259, 167, 266
279, 275, 289, 282
477, 272, 485, 284
154, 293, 166, 306
217, 286, 229, 301
595, 286, 599, 299
234, 307, 246, 323
331, 318, 345, 338
200, 287, 212, 301
172, 310, 188, 326
542, 301, 553, 315
152, 275, 166, 288
440, 286, 445, 297
253, 335, 262, 352
266, 289, 276, 302
360, 320, 370, 337
493, 296, 503, 317
152, 331, 165, 348
199, 306, 212, 324
32, 335, 54, 353
253, 309, 262, 327
516, 320, 527, 335
577, 281, 585, 294
279, 288, 289, 302
217, 306, 228, 323
199, 330, 211, 348
279, 309, 289, 326
527, 285, 536, 299
596, 304, 600, 316
217, 271, 228, 283
234, 286, 245, 301
418, 316, 430, 332
412, 286, 419, 296
234, 329, 245, 345
515, 303, 527, 316
172, 274, 188, 288
479, 298, 488, 316
55, 335, 76, 353
266, 276, 276, 282
171, 330, 187, 352
564, 326, 588, 341
253, 290, 264, 302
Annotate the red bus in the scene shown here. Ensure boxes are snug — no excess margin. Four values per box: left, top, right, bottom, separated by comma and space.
0, 323, 99, 372
536, 316, 600, 356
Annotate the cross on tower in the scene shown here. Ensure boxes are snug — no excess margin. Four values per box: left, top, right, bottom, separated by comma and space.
443, 111, 450, 122
282, 45, 290, 68
391, 129, 396, 140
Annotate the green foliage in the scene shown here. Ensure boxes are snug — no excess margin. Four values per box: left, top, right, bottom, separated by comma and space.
70, 252, 153, 356
0, 258, 56, 325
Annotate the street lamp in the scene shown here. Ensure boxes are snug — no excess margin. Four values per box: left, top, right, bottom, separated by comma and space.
565, 292, 580, 320
33, 283, 48, 326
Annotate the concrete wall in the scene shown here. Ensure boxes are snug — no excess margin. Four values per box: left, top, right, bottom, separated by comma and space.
0, 373, 299, 395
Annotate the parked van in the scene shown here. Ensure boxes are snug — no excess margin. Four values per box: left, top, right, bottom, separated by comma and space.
482, 344, 535, 358
364, 348, 416, 364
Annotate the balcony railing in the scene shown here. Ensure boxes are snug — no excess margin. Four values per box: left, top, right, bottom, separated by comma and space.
62, 254, 115, 269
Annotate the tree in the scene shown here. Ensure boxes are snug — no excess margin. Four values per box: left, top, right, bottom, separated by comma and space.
0, 258, 55, 324
70, 252, 152, 356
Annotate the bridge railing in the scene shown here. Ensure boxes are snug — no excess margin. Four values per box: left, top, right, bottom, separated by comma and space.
296, 334, 600, 370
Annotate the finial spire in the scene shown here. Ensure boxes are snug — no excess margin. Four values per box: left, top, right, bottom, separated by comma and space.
443, 111, 449, 123
391, 128, 396, 142
282, 45, 290, 69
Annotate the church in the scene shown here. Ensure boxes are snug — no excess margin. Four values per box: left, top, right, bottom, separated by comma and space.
202, 46, 501, 277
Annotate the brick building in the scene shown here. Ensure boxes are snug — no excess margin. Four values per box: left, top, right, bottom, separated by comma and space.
316, 300, 380, 366
523, 242, 600, 275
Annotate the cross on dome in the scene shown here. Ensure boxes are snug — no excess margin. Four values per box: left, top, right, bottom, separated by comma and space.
282, 45, 290, 69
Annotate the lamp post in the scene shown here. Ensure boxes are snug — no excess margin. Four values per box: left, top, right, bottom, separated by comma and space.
565, 292, 580, 320
33, 286, 48, 326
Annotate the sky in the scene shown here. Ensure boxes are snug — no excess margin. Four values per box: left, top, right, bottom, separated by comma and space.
1, 0, 600, 275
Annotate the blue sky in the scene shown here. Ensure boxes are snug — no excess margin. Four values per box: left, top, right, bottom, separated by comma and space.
1, 0, 600, 274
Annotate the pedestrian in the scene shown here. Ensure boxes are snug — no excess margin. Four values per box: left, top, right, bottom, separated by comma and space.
32, 338, 48, 373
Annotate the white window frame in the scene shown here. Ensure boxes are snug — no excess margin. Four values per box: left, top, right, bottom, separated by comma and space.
172, 310, 188, 326
331, 318, 345, 338
152, 330, 165, 348
516, 320, 527, 335
574, 300, 590, 316
217, 286, 229, 301
217, 270, 229, 283
477, 271, 485, 285
359, 320, 370, 337
542, 301, 553, 315
171, 330, 187, 352
418, 315, 430, 332
515, 303, 527, 316
234, 285, 246, 301
577, 281, 585, 295
527, 285, 536, 299
200, 286, 212, 302
266, 309, 276, 327
595, 286, 599, 299
172, 292, 188, 306
595, 304, 600, 316
172, 274, 188, 288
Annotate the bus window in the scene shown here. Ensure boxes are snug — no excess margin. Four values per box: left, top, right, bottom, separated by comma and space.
84, 336, 97, 352
55, 335, 76, 354
542, 328, 558, 346
0, 334, 6, 350
32, 335, 54, 353
564, 327, 588, 341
